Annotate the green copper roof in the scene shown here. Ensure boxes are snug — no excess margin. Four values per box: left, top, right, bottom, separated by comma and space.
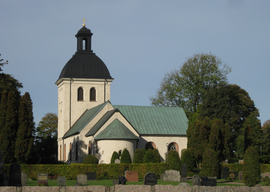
85, 109, 116, 137
94, 119, 139, 140
63, 101, 109, 138
112, 105, 188, 135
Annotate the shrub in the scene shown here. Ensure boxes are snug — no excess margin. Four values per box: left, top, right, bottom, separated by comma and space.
144, 149, 154, 163
200, 148, 220, 177
110, 151, 119, 164
167, 150, 181, 171
152, 149, 161, 163
133, 149, 144, 163
181, 148, 195, 172
82, 155, 98, 164
243, 146, 260, 186
120, 148, 132, 163
141, 148, 147, 157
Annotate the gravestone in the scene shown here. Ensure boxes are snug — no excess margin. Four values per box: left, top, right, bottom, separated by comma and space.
222, 167, 229, 179
118, 176, 127, 185
115, 159, 120, 164
224, 160, 228, 164
86, 172, 96, 180
21, 172, 27, 186
58, 176, 66, 186
239, 160, 244, 164
238, 171, 243, 181
8, 163, 22, 187
161, 170, 180, 182
113, 179, 119, 185
125, 171, 138, 182
229, 172, 238, 180
180, 164, 187, 182
38, 173, 48, 186
77, 174, 87, 185
201, 177, 217, 186
192, 175, 201, 186
262, 172, 270, 179
0, 151, 4, 186
144, 172, 157, 185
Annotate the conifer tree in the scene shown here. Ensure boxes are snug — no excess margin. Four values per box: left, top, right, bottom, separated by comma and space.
15, 92, 34, 162
152, 148, 161, 163
120, 148, 132, 163
143, 149, 154, 163
0, 90, 8, 153
110, 151, 119, 164
167, 150, 181, 171
133, 149, 143, 163
181, 149, 195, 172
200, 148, 220, 177
1, 91, 18, 163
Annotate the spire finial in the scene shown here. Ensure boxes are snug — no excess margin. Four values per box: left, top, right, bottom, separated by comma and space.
82, 18, 86, 27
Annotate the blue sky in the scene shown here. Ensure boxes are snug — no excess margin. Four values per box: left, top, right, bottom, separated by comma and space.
0, 0, 269, 126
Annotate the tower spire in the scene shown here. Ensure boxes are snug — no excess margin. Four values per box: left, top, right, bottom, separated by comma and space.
82, 18, 86, 27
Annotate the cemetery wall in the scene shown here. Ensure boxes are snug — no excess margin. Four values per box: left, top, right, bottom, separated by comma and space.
0, 185, 270, 192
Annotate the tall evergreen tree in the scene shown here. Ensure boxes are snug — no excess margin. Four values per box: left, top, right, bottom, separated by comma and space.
1, 91, 18, 163
0, 90, 8, 153
15, 92, 34, 162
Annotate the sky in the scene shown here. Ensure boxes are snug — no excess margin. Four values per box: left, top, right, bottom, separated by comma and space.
0, 0, 269, 127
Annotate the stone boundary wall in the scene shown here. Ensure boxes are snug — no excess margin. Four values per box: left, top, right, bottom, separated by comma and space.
0, 185, 270, 192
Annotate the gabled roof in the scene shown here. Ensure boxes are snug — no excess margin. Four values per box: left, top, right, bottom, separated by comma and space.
63, 101, 108, 138
112, 105, 188, 135
94, 119, 139, 140
85, 109, 116, 137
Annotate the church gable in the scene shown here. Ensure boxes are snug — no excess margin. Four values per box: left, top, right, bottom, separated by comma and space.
63, 101, 110, 138
94, 119, 139, 140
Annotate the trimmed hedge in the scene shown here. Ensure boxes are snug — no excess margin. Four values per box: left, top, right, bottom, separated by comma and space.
4, 163, 168, 180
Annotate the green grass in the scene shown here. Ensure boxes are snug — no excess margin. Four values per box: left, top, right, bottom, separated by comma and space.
27, 179, 245, 187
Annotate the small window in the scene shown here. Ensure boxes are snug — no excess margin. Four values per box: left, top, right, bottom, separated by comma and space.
168, 142, 179, 153
83, 38, 87, 50
90, 88, 96, 101
118, 150, 122, 157
78, 87, 83, 101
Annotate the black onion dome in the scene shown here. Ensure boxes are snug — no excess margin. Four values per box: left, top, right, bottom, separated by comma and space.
58, 26, 112, 80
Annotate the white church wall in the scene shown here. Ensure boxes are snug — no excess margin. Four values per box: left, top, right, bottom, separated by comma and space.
97, 140, 137, 164
139, 136, 187, 162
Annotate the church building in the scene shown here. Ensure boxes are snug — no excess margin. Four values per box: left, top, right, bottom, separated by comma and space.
56, 23, 188, 164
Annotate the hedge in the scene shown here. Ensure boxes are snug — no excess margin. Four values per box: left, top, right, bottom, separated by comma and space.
222, 164, 270, 173
3, 163, 168, 180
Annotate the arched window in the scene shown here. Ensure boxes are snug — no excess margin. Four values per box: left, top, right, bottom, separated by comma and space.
69, 143, 72, 161
75, 142, 78, 161
90, 88, 96, 101
118, 150, 122, 157
88, 141, 91, 155
78, 87, 83, 101
168, 142, 179, 153
64, 144, 66, 161
60, 145, 62, 161
145, 142, 156, 150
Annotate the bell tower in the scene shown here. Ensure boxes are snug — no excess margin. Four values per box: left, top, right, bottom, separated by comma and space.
56, 21, 113, 161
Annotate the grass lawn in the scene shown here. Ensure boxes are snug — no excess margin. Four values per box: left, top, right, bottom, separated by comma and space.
27, 179, 246, 187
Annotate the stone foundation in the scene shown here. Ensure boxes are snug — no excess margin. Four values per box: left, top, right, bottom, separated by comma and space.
0, 185, 269, 192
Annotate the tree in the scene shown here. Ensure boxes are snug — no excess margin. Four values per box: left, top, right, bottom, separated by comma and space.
0, 91, 18, 163
133, 149, 144, 163
243, 146, 260, 186
143, 149, 154, 163
0, 54, 8, 72
262, 120, 270, 155
36, 113, 58, 139
82, 154, 98, 164
181, 148, 195, 172
150, 53, 231, 113
199, 84, 259, 155
120, 148, 132, 163
152, 149, 161, 163
167, 150, 181, 171
15, 92, 35, 163
110, 151, 119, 164
200, 148, 220, 177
